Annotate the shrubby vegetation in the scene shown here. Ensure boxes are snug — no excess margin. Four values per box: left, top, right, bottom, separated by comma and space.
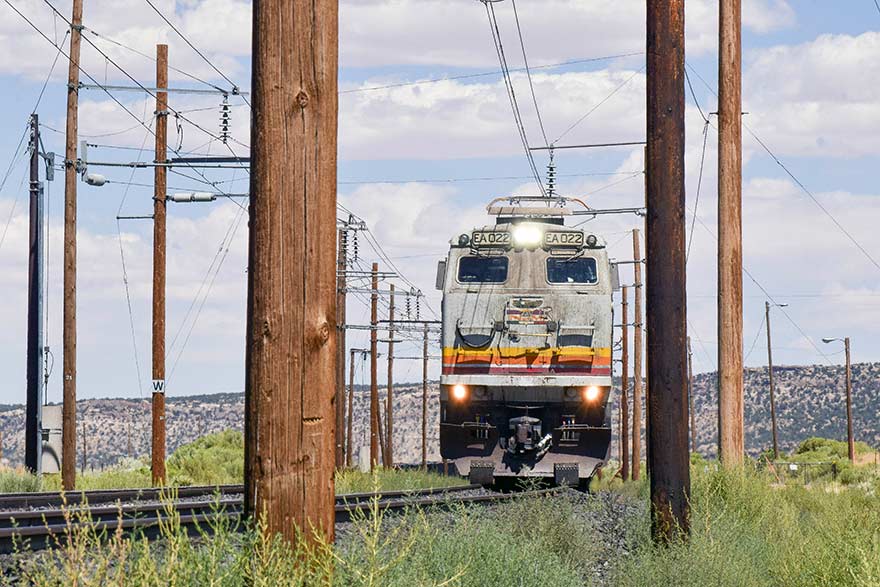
13, 466, 880, 586
613, 466, 880, 587
7, 484, 600, 586
0, 430, 464, 494
3, 437, 880, 586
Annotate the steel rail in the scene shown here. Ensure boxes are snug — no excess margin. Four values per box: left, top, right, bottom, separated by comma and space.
0, 482, 479, 512
0, 484, 558, 553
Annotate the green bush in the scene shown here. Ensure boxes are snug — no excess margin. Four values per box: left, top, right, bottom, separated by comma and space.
611, 466, 880, 587
796, 437, 872, 459
0, 469, 41, 493
167, 429, 244, 486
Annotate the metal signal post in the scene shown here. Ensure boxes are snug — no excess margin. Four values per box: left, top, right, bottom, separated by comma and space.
25, 114, 44, 474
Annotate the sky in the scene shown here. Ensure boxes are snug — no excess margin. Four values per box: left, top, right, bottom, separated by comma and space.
0, 0, 878, 405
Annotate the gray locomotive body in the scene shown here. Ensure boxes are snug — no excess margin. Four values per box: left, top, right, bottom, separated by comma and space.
436, 198, 616, 487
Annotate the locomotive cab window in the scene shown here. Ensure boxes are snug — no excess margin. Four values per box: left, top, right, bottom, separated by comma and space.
546, 257, 598, 284
457, 256, 509, 283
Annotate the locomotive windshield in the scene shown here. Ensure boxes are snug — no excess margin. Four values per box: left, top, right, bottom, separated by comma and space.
457, 256, 508, 283
546, 257, 598, 284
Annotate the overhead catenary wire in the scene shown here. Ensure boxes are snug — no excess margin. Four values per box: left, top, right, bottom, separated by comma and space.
338, 170, 640, 185
510, 0, 548, 147
554, 65, 646, 144
482, 0, 546, 196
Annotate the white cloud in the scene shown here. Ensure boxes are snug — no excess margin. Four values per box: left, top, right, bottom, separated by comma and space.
0, 197, 248, 403
341, 69, 646, 160
0, 0, 798, 83
745, 31, 880, 158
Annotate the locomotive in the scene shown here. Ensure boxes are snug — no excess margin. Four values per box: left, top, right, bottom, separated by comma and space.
436, 196, 618, 488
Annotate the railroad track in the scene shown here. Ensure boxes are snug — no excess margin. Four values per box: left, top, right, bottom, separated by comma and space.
0, 483, 558, 553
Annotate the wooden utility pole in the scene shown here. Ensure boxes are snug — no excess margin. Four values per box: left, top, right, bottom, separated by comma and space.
61, 0, 84, 492
346, 348, 356, 467
370, 263, 380, 469
151, 44, 168, 486
765, 302, 779, 460
717, 0, 744, 467
688, 337, 695, 453
620, 286, 630, 480
245, 0, 338, 544
646, 0, 690, 541
25, 114, 44, 474
336, 229, 347, 468
844, 337, 854, 463
631, 230, 643, 481
422, 323, 429, 470
385, 284, 395, 467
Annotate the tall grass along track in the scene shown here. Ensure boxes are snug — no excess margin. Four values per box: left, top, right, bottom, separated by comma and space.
0, 482, 554, 553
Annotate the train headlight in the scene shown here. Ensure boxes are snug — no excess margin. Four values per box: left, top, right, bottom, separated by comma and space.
586, 234, 598, 247
512, 225, 542, 248
458, 234, 471, 246
583, 386, 601, 403
452, 384, 468, 401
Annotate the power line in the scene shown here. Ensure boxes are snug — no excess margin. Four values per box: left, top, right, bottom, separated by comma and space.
84, 26, 226, 92
115, 118, 154, 398
339, 51, 643, 95
141, 0, 248, 105
743, 314, 766, 362
745, 128, 880, 275
686, 121, 709, 264
0, 143, 30, 254
41, 121, 148, 139
40, 0, 249, 152
686, 203, 832, 365
685, 62, 880, 277
684, 67, 712, 264
15, 0, 245, 209
32, 28, 69, 115
168, 202, 248, 380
